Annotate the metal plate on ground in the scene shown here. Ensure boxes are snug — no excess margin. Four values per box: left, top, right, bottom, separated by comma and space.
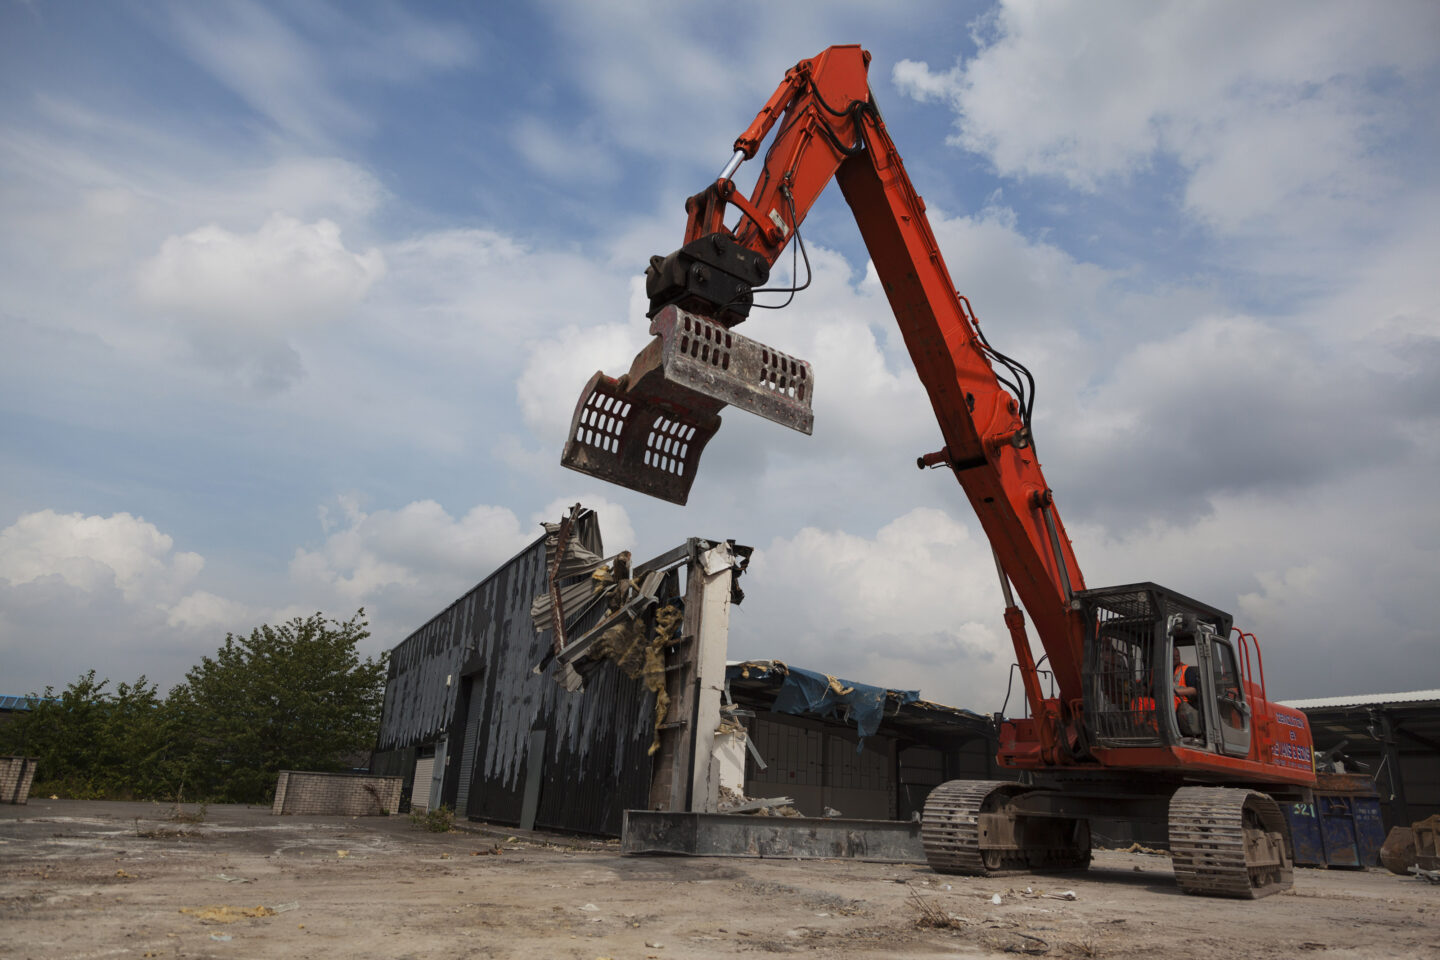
622, 810, 924, 863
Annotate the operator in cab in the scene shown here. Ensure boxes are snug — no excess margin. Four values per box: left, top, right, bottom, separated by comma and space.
1173, 646, 1202, 738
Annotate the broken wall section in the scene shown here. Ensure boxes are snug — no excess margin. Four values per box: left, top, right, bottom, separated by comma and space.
538, 534, 751, 819
372, 510, 660, 836
725, 661, 1000, 821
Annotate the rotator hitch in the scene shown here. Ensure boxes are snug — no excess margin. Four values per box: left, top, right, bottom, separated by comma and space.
561, 153, 822, 502
560, 302, 814, 505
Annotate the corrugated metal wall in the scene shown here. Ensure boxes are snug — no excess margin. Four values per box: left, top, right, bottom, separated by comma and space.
372, 513, 659, 836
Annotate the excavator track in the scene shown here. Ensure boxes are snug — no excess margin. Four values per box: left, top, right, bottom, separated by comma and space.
921, 779, 1011, 874
921, 780, 1091, 876
1169, 787, 1293, 898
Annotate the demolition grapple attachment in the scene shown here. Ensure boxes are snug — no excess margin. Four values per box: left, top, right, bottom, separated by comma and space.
560, 305, 814, 505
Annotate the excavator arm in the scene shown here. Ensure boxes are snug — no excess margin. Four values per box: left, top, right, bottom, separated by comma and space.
561, 45, 1085, 740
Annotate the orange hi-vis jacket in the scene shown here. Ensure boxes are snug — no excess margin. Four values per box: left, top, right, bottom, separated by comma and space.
1131, 663, 1190, 717
1174, 663, 1191, 708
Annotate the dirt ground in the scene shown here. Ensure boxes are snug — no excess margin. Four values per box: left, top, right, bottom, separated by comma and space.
1, 800, 1434, 960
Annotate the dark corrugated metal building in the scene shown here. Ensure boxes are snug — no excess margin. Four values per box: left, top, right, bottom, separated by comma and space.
372, 509, 1011, 840
371, 512, 659, 836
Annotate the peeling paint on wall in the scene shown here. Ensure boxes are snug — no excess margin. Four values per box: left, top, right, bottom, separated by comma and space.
373, 510, 660, 835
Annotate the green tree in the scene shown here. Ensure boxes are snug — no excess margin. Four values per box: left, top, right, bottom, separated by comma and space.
0, 672, 186, 799
172, 609, 388, 803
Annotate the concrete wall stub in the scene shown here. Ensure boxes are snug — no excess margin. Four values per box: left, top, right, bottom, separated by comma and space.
271, 771, 403, 817
1, 757, 37, 804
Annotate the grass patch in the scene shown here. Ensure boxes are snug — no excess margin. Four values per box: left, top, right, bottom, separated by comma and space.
409, 804, 454, 833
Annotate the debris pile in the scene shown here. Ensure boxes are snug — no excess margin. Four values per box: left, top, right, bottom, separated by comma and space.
909, 888, 968, 929
1381, 815, 1440, 876
529, 515, 686, 755
1121, 841, 1170, 857
582, 556, 682, 755
716, 786, 802, 817
179, 905, 275, 923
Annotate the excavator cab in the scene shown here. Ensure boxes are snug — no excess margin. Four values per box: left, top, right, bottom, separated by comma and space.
1079, 582, 1250, 756
1182, 620, 1253, 756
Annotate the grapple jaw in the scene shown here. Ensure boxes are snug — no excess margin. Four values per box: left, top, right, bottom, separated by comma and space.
560, 305, 814, 505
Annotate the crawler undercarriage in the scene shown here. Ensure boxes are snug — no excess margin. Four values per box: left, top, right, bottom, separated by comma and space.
922, 779, 1294, 898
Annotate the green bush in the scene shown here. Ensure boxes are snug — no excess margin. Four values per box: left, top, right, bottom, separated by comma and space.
174, 610, 388, 803
0, 673, 189, 801
410, 804, 454, 833
0, 609, 387, 804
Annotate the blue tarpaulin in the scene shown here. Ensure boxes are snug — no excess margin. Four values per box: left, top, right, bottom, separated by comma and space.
729, 662, 919, 749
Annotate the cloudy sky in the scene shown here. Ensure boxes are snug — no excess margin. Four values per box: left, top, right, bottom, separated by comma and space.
2, 1, 1437, 713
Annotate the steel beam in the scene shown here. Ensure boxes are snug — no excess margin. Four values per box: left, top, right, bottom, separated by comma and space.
1377, 710, 1411, 828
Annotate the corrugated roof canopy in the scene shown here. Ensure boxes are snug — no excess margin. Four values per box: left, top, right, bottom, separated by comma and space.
1282, 689, 1440, 784
1279, 690, 1440, 710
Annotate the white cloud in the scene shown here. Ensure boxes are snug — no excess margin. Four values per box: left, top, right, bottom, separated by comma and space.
736, 507, 1016, 710
246, 157, 386, 222
290, 495, 536, 603
0, 510, 202, 604
137, 214, 384, 331
132, 213, 384, 389
892, 57, 961, 104
894, 1, 1440, 234
536, 0, 958, 175
512, 116, 622, 184
0, 97, 385, 286
1047, 314, 1416, 525
375, 228, 630, 359
533, 2, 738, 169
518, 318, 652, 439
170, 2, 366, 144
165, 2, 478, 145
165, 590, 256, 633
0, 510, 257, 693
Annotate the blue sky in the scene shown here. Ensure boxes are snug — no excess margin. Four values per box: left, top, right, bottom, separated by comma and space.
2, 0, 1438, 710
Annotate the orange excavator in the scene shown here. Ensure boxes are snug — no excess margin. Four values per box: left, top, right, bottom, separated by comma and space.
561, 44, 1315, 897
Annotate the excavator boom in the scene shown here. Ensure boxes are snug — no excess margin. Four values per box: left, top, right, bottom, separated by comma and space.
562, 44, 1086, 708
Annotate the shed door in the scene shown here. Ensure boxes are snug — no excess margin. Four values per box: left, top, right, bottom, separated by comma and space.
412, 756, 435, 813
455, 685, 485, 818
